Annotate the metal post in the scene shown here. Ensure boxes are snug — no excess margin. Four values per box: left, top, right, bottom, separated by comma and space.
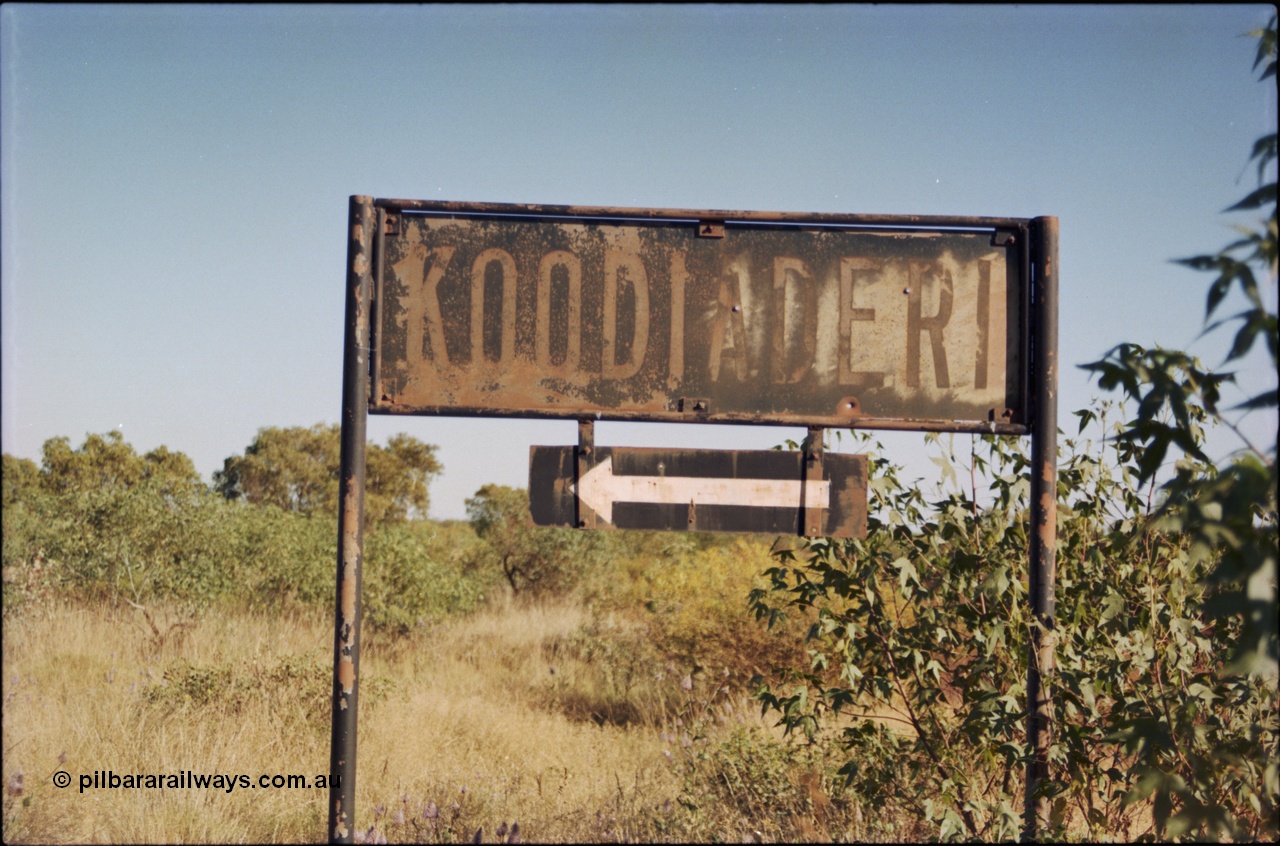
576, 419, 596, 529
1024, 216, 1059, 841
329, 196, 375, 843
803, 427, 825, 537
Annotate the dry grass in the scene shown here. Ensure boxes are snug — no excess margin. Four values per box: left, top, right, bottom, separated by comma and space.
3, 599, 808, 844
3, 603, 332, 842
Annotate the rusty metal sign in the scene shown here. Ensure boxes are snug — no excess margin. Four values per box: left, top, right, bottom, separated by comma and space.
370, 202, 1028, 432
529, 445, 867, 537
332, 198, 1059, 844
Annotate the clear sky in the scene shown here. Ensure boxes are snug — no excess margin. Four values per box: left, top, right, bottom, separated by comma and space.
3, 4, 1276, 521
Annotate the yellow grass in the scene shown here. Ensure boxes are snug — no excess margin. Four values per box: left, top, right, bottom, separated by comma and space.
2, 600, 794, 843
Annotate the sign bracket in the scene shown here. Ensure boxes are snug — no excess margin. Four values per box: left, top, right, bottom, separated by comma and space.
575, 419, 596, 529
803, 427, 825, 537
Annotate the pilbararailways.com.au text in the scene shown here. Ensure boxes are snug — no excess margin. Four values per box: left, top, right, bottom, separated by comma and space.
66, 770, 340, 794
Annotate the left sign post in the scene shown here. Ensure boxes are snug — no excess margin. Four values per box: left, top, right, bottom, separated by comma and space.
329, 196, 375, 844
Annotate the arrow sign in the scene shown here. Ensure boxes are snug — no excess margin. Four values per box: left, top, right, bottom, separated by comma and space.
529, 446, 867, 537
574, 456, 830, 524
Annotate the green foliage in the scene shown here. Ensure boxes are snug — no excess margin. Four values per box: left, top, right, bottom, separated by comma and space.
540, 618, 675, 727
2, 432, 234, 610
1, 454, 39, 507
39, 431, 206, 498
3, 430, 491, 633
214, 424, 337, 513
366, 432, 442, 524
214, 424, 442, 526
1082, 15, 1278, 676
751, 432, 1030, 840
1065, 20, 1278, 839
751, 426, 1278, 841
751, 30, 1280, 833
361, 520, 493, 633
465, 484, 602, 598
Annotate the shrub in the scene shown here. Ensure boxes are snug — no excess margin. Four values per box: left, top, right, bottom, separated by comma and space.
751, 423, 1278, 841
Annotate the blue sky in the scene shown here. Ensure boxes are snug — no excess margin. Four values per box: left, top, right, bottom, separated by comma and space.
3, 4, 1275, 520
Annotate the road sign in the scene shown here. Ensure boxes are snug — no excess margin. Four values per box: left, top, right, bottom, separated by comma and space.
529, 445, 867, 537
332, 198, 1059, 844
370, 202, 1028, 433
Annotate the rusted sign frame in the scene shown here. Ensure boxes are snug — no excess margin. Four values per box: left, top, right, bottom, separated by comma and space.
367, 199, 1033, 435
329, 198, 1058, 843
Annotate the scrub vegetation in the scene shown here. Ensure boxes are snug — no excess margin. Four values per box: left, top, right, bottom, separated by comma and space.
3, 19, 1275, 845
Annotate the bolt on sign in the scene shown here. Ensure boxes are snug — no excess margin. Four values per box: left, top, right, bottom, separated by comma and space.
370, 204, 1028, 431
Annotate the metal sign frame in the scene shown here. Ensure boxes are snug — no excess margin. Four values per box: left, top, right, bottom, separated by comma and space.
327, 197, 1058, 841
368, 199, 1033, 435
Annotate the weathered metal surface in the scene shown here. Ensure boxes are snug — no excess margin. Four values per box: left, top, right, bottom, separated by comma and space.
370, 202, 1027, 431
1024, 216, 1059, 840
329, 196, 373, 845
377, 198, 1031, 229
529, 445, 867, 537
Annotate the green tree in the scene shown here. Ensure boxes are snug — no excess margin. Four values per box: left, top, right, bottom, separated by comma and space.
1083, 16, 1277, 677
366, 432, 440, 523
465, 484, 587, 597
214, 424, 442, 525
3, 432, 228, 608
749, 22, 1278, 841
38, 431, 205, 500
214, 424, 338, 513
1, 454, 39, 507
1073, 17, 1278, 839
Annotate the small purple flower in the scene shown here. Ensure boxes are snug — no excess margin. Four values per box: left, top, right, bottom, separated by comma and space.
6, 772, 23, 797
422, 801, 439, 820
507, 821, 521, 844
680, 675, 693, 691
393, 808, 404, 826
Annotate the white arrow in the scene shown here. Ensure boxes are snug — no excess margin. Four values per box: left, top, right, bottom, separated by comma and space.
572, 457, 830, 524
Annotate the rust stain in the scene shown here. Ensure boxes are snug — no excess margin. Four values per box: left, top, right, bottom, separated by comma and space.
337, 656, 355, 694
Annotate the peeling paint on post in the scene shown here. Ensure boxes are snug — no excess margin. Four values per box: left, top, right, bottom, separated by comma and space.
1025, 216, 1059, 841
329, 196, 374, 844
